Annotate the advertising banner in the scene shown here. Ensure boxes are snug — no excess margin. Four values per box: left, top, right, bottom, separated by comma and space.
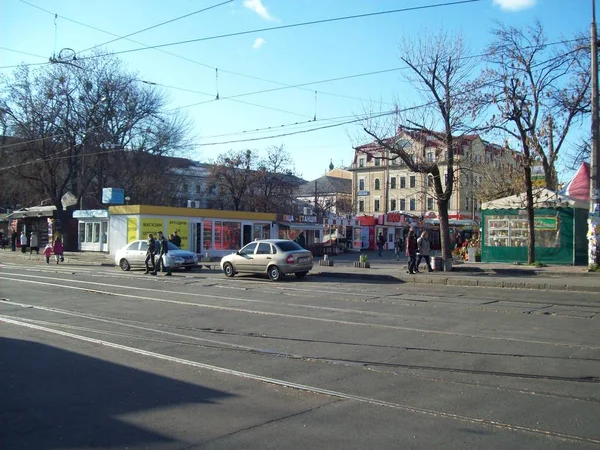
167, 219, 189, 249
140, 218, 164, 239
127, 217, 138, 243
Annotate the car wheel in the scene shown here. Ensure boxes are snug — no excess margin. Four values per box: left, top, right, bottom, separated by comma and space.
295, 271, 308, 279
223, 262, 235, 277
119, 258, 131, 271
268, 265, 281, 281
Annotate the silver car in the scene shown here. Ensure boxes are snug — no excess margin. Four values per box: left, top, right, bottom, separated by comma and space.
220, 239, 313, 281
115, 240, 198, 271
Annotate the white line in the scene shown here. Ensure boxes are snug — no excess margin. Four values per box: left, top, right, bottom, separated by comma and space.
0, 314, 597, 446
1, 275, 598, 350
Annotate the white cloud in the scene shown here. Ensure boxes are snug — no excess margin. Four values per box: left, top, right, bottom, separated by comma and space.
243, 0, 276, 21
493, 0, 537, 11
253, 37, 266, 49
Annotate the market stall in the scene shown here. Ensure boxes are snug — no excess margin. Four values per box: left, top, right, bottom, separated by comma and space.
481, 189, 589, 265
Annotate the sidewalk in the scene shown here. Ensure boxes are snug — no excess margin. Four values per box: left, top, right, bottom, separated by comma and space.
1, 248, 598, 293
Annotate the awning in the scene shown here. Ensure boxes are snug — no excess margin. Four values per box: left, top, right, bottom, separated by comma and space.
7, 206, 56, 219
278, 222, 325, 231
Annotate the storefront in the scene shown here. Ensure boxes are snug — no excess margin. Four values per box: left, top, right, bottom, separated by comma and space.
108, 205, 276, 257
481, 189, 589, 265
276, 213, 324, 247
382, 212, 421, 251
6, 206, 57, 250
74, 210, 109, 252
355, 215, 377, 250
323, 216, 360, 251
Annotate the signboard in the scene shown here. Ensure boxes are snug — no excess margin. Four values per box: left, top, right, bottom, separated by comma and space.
127, 217, 138, 243
279, 214, 319, 224
534, 216, 557, 231
102, 188, 125, 205
357, 190, 370, 196
167, 219, 189, 250
140, 218, 164, 239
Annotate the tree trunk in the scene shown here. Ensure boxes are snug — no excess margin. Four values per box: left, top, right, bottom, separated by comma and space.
524, 165, 536, 264
437, 198, 453, 271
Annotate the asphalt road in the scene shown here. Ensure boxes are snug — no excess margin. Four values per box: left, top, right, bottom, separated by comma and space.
1, 262, 599, 449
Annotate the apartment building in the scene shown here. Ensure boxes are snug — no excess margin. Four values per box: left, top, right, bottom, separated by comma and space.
351, 128, 516, 221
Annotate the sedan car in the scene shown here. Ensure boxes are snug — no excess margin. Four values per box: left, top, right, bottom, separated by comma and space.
220, 239, 313, 281
115, 240, 198, 271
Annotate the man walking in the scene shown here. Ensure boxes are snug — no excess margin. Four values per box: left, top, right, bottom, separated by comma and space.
405, 228, 418, 274
151, 231, 172, 276
377, 232, 385, 257
29, 232, 39, 254
144, 233, 156, 274
416, 230, 433, 272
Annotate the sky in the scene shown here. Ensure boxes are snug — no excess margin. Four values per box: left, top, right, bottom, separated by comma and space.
0, 0, 594, 183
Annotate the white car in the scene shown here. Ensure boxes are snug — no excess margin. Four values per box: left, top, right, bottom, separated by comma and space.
220, 239, 313, 281
115, 240, 198, 271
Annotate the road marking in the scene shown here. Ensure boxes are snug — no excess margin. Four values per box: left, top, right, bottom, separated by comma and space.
0, 314, 597, 446
1, 275, 598, 350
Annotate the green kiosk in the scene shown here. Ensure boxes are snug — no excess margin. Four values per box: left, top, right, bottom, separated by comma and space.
481, 189, 589, 265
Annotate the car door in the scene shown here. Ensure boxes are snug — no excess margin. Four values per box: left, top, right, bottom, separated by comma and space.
133, 241, 147, 266
234, 242, 257, 272
252, 242, 273, 272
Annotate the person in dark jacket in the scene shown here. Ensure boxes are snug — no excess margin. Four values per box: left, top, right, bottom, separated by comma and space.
416, 230, 433, 272
405, 228, 418, 274
144, 233, 156, 274
377, 233, 386, 257
296, 231, 306, 249
151, 231, 172, 276
171, 231, 182, 248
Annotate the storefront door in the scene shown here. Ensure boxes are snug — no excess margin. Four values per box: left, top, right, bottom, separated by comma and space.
243, 224, 252, 246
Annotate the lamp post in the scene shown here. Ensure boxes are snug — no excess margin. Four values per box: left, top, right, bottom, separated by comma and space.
590, 0, 600, 267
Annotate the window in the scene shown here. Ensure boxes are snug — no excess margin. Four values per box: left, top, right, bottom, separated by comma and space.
428, 175, 434, 187
390, 177, 396, 189
240, 242, 257, 256
359, 179, 365, 190
374, 179, 381, 190
375, 157, 381, 166
391, 158, 397, 166
203, 220, 213, 250
195, 184, 202, 194
390, 199, 397, 211
410, 176, 416, 188
359, 200, 365, 212
374, 199, 380, 212
400, 198, 406, 210
256, 242, 272, 254
466, 197, 471, 211
359, 158, 365, 167
400, 177, 406, 188
409, 198, 416, 211
427, 197, 434, 210
427, 151, 434, 162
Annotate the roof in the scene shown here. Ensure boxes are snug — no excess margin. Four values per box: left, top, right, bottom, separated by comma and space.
296, 176, 352, 197
482, 188, 589, 210
560, 162, 590, 201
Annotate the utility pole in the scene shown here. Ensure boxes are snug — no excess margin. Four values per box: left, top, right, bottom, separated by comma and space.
590, 0, 600, 267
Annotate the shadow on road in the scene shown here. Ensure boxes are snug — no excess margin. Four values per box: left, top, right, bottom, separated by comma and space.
0, 337, 233, 449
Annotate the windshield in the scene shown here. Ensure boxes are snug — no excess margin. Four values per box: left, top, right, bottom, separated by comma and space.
167, 242, 180, 250
276, 241, 304, 252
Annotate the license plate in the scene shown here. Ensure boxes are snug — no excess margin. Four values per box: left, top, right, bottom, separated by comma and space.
298, 257, 310, 263
185, 259, 194, 264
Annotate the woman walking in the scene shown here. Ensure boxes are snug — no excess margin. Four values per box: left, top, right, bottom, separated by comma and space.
53, 236, 64, 264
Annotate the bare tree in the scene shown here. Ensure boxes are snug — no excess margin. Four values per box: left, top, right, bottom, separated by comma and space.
363, 31, 478, 271
478, 21, 589, 263
0, 53, 193, 210
207, 149, 257, 211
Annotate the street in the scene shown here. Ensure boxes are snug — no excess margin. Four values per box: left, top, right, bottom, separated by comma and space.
1, 261, 599, 449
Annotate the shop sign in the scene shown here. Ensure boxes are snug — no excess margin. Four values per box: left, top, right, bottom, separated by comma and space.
534, 216, 557, 231
140, 218, 163, 239
280, 214, 318, 224
385, 212, 405, 225
167, 219, 189, 250
357, 190, 370, 196
127, 217, 139, 243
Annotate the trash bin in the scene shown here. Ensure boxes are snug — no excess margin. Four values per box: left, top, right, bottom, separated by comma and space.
467, 247, 477, 263
432, 256, 442, 271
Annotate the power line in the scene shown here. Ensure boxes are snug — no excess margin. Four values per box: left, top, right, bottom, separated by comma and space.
0, 46, 47, 59
79, 0, 233, 54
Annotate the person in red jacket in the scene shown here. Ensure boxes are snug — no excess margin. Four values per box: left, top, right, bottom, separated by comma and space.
53, 236, 64, 264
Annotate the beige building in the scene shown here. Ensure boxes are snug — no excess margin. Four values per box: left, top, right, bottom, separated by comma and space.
351, 129, 516, 221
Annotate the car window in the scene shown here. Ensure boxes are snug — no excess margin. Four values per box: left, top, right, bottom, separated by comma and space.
239, 242, 257, 256
270, 244, 277, 254
167, 242, 180, 250
276, 241, 304, 252
126, 242, 140, 251
256, 243, 271, 255
140, 241, 148, 251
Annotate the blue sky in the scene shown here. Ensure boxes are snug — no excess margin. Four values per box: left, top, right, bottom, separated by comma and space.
0, 0, 593, 182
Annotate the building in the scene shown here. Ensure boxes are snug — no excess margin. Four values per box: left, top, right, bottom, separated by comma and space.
350, 128, 516, 221
295, 163, 353, 217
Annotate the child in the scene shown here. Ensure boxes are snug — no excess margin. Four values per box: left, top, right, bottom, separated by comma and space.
43, 244, 53, 264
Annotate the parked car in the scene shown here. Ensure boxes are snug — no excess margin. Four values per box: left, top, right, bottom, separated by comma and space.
115, 240, 198, 271
220, 239, 313, 281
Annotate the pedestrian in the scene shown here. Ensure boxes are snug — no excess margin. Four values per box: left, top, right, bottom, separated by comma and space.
53, 236, 64, 264
144, 233, 157, 274
394, 234, 403, 261
0, 231, 5, 250
11, 229, 17, 251
43, 243, 53, 264
405, 228, 418, 274
151, 231, 172, 276
172, 230, 182, 248
377, 232, 385, 257
20, 231, 27, 253
29, 232, 39, 254
296, 231, 306, 249
416, 230, 433, 272
455, 232, 463, 249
